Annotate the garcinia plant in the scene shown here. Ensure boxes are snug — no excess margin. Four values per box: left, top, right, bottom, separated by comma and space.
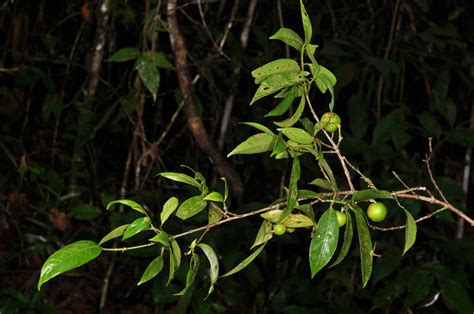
39, 0, 463, 294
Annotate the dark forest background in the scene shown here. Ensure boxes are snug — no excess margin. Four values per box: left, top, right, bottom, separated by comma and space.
1, 0, 473, 313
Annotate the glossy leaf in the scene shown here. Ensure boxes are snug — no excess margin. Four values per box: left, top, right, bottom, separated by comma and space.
269, 27, 304, 52
160, 197, 179, 226
158, 172, 201, 188
170, 238, 181, 269
175, 195, 207, 220
352, 205, 373, 287
175, 253, 199, 296
271, 132, 287, 157
149, 231, 170, 247
282, 214, 314, 228
203, 192, 224, 202
221, 244, 266, 277
227, 133, 275, 157
251, 58, 300, 84
240, 122, 274, 135
265, 86, 298, 117
123, 217, 151, 240
309, 178, 336, 191
402, 208, 417, 255
107, 47, 140, 62
137, 255, 164, 285
250, 72, 306, 105
274, 94, 306, 128
107, 199, 147, 215
99, 224, 129, 245
281, 127, 313, 144
300, 0, 312, 44
352, 189, 393, 201
251, 220, 273, 249
198, 243, 219, 296
315, 73, 335, 111
309, 207, 339, 278
136, 52, 160, 101
330, 211, 353, 267
38, 241, 102, 290
167, 248, 175, 285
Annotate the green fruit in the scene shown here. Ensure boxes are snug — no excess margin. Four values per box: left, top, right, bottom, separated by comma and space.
320, 112, 341, 132
274, 224, 286, 235
335, 211, 347, 227
367, 202, 387, 222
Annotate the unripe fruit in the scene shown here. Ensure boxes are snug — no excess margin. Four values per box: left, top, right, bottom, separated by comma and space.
274, 224, 287, 235
320, 112, 341, 132
335, 211, 347, 227
367, 202, 387, 222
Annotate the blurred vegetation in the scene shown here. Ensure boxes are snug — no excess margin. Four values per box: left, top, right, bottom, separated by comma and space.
0, 0, 473, 313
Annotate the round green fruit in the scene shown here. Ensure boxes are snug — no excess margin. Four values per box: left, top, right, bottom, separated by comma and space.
320, 112, 341, 132
367, 202, 387, 222
335, 211, 347, 227
274, 224, 287, 235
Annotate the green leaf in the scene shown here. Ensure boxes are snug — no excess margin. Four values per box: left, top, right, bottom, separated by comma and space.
221, 244, 266, 277
271, 132, 287, 157
175, 195, 207, 220
281, 127, 313, 144
137, 255, 164, 285
447, 128, 474, 147
107, 47, 140, 62
167, 248, 175, 285
69, 204, 101, 220
309, 178, 336, 191
351, 189, 393, 201
123, 217, 151, 240
240, 122, 274, 135
251, 220, 273, 249
265, 86, 298, 117
136, 52, 160, 101
405, 270, 433, 307
198, 243, 219, 296
38, 241, 102, 290
315, 73, 336, 111
208, 202, 223, 224
372, 109, 404, 144
309, 207, 339, 277
149, 231, 170, 247
158, 172, 201, 188
99, 224, 129, 245
203, 192, 224, 203
250, 72, 306, 106
282, 214, 314, 228
330, 211, 353, 267
280, 154, 301, 221
160, 197, 179, 226
251, 58, 300, 84
227, 133, 275, 157
170, 238, 181, 269
274, 94, 306, 128
300, 0, 312, 44
351, 205, 373, 287
312, 151, 338, 190
151, 51, 173, 69
439, 278, 474, 314
417, 112, 442, 138
107, 199, 147, 216
402, 208, 417, 255
175, 253, 200, 296
269, 27, 304, 52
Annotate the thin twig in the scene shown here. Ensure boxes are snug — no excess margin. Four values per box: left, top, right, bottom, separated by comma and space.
368, 207, 447, 231
424, 138, 449, 203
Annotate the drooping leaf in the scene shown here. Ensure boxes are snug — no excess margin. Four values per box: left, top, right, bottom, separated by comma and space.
158, 172, 201, 188
175, 195, 207, 220
149, 231, 170, 247
123, 217, 151, 240
203, 192, 224, 203
170, 238, 182, 270
280, 154, 301, 221
137, 255, 164, 285
175, 253, 199, 296
107, 47, 140, 62
38, 241, 102, 290
107, 199, 147, 216
309, 207, 339, 278
198, 243, 219, 296
227, 133, 275, 157
352, 189, 393, 201
312, 150, 338, 190
251, 59, 300, 84
167, 248, 175, 285
269, 27, 304, 52
281, 127, 314, 144
330, 211, 353, 267
160, 197, 179, 226
265, 86, 298, 117
251, 220, 273, 249
274, 94, 306, 128
136, 52, 160, 101
402, 208, 417, 255
221, 244, 266, 277
300, 0, 312, 44
315, 73, 336, 111
208, 202, 223, 224
99, 224, 129, 245
351, 205, 373, 287
240, 122, 274, 135
250, 72, 306, 105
